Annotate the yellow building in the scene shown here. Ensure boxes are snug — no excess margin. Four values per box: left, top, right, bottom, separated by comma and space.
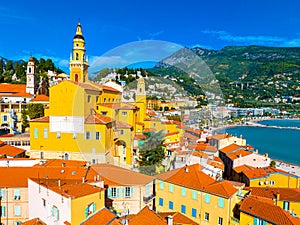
155, 164, 242, 224
240, 167, 300, 188
246, 187, 300, 217
239, 196, 300, 225
28, 178, 105, 225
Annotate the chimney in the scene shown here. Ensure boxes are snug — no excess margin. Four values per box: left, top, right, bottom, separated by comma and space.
185, 165, 189, 173
82, 176, 85, 184
167, 215, 173, 225
58, 179, 61, 187
276, 193, 280, 201
255, 149, 258, 154
265, 153, 268, 158
62, 162, 66, 167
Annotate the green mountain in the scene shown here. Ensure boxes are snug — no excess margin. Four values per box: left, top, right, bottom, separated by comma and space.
151, 45, 300, 110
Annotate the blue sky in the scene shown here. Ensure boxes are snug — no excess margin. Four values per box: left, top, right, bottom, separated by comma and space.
1, 0, 300, 73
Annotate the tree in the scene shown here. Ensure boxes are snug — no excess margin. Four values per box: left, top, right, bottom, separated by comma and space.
21, 109, 29, 132
270, 160, 276, 168
27, 103, 44, 120
138, 130, 165, 175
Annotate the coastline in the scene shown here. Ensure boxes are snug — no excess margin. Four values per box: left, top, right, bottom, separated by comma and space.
210, 118, 300, 176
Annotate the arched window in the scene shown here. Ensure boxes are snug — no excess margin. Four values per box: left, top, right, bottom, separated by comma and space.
28, 67, 31, 73
76, 53, 79, 60
64, 153, 69, 160
75, 74, 78, 82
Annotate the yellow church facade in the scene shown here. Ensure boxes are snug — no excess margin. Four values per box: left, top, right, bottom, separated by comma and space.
29, 22, 183, 166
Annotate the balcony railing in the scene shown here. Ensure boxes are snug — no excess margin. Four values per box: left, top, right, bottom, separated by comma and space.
143, 194, 155, 203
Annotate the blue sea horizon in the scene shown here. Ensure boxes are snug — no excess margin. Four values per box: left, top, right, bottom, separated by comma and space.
218, 119, 300, 165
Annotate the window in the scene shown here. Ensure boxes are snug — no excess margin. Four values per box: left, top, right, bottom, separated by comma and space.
91, 148, 96, 154
76, 53, 79, 60
87, 95, 91, 103
42, 199, 46, 207
146, 184, 151, 197
122, 111, 127, 116
40, 152, 44, 159
218, 217, 223, 225
283, 201, 290, 211
95, 132, 101, 140
34, 128, 38, 138
102, 111, 107, 116
108, 98, 110, 102
159, 198, 164, 206
169, 201, 174, 210
51, 206, 59, 220
73, 133, 77, 139
192, 208, 197, 218
43, 128, 48, 138
169, 184, 174, 193
85, 202, 96, 218
159, 181, 164, 190
64, 153, 69, 160
2, 115, 7, 122
204, 212, 209, 222
56, 131, 61, 139
85, 131, 91, 140
270, 180, 275, 185
1, 206, 5, 217
104, 98, 106, 103
0, 189, 5, 200
181, 187, 186, 196
204, 194, 210, 203
120, 130, 125, 135
14, 222, 21, 225
181, 205, 186, 214
14, 205, 21, 216
125, 187, 132, 198
109, 187, 117, 198
96, 96, 99, 103
218, 198, 225, 208
14, 189, 21, 200
254, 218, 266, 225
192, 190, 197, 200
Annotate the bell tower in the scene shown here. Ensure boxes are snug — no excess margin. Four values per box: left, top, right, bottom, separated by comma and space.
135, 77, 146, 121
69, 22, 89, 83
26, 56, 36, 95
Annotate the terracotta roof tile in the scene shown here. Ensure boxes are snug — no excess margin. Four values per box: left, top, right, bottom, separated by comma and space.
233, 165, 255, 173
0, 83, 26, 93
0, 144, 25, 157
97, 103, 137, 110
67, 80, 101, 92
156, 164, 215, 191
129, 206, 167, 225
30, 116, 49, 122
21, 218, 46, 225
116, 121, 132, 129
219, 143, 243, 154
210, 133, 232, 140
205, 180, 237, 198
247, 187, 300, 202
102, 85, 121, 93
243, 167, 295, 179
134, 134, 147, 140
80, 207, 120, 225
158, 212, 199, 225
30, 178, 104, 199
240, 196, 300, 225
227, 149, 252, 160
136, 122, 145, 126
85, 113, 114, 124
91, 164, 153, 186
30, 94, 49, 102
195, 142, 217, 152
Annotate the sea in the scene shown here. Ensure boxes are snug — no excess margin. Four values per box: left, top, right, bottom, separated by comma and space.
218, 119, 300, 165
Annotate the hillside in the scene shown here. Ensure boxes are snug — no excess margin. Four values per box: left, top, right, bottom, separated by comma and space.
150, 45, 300, 111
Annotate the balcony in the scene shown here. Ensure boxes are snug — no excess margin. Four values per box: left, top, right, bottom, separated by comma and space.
143, 194, 155, 203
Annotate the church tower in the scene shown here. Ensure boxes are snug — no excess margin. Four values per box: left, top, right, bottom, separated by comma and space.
69, 22, 89, 83
26, 56, 36, 95
135, 77, 146, 121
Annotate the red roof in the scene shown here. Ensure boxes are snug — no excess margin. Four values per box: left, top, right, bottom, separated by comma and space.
30, 116, 49, 122
134, 134, 147, 140
31, 94, 49, 102
81, 207, 120, 225
129, 206, 167, 225
227, 149, 252, 160
194, 142, 217, 152
102, 85, 120, 93
97, 103, 136, 110
243, 167, 293, 179
85, 113, 114, 124
116, 121, 132, 129
0, 144, 25, 157
21, 218, 46, 225
0, 83, 26, 93
219, 143, 243, 154
240, 196, 300, 225
67, 80, 101, 92
156, 164, 215, 191
247, 187, 300, 202
205, 180, 237, 198
158, 212, 199, 225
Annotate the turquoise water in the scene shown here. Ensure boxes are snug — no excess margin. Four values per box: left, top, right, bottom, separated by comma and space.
219, 120, 300, 165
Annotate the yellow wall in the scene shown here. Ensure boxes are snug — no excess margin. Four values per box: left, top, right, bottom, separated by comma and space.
249, 173, 299, 188
30, 121, 112, 155
71, 190, 105, 224
155, 180, 238, 224
276, 200, 300, 216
